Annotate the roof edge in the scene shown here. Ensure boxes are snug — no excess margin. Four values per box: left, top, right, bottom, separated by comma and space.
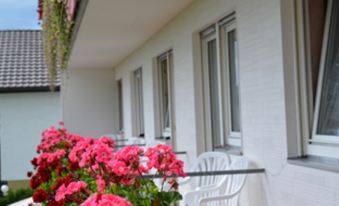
0, 29, 42, 32
69, 0, 89, 56
0, 86, 60, 93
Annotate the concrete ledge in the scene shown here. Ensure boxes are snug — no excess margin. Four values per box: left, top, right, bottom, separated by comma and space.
288, 155, 339, 173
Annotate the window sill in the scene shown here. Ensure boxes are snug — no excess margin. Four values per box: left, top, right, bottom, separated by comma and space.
214, 145, 242, 156
288, 155, 339, 173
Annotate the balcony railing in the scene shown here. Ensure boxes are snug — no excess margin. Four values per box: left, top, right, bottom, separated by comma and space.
140, 168, 265, 179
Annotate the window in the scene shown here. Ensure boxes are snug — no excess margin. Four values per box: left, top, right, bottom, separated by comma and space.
295, 0, 339, 158
132, 68, 144, 137
156, 50, 173, 138
201, 13, 242, 151
117, 79, 124, 132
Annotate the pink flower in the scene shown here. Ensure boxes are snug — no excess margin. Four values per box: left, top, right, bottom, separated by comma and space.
145, 144, 186, 178
69, 137, 115, 170
55, 184, 67, 201
114, 146, 143, 163
66, 181, 87, 194
108, 160, 129, 176
81, 194, 133, 206
55, 181, 87, 202
36, 125, 84, 153
96, 176, 106, 193
37, 149, 66, 165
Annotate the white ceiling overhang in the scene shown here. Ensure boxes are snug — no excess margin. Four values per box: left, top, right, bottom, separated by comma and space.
68, 0, 194, 70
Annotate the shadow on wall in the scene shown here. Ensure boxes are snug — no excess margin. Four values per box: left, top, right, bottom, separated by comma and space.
240, 158, 269, 206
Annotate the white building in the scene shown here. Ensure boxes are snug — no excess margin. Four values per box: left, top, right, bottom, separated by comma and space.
62, 0, 339, 205
0, 30, 60, 187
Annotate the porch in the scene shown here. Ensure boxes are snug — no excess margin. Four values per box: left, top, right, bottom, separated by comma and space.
60, 0, 339, 206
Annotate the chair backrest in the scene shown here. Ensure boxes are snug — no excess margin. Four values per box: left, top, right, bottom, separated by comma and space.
190, 152, 231, 188
225, 157, 248, 206
125, 137, 146, 145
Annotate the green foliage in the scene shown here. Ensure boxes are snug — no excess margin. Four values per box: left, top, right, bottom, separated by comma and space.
0, 188, 34, 206
109, 179, 182, 206
41, 0, 74, 89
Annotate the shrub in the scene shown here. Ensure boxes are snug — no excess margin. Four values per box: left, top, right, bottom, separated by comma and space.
0, 188, 34, 206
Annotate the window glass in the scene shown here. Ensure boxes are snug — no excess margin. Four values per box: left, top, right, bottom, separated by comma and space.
316, 0, 339, 136
207, 39, 222, 148
157, 51, 173, 137
160, 58, 170, 130
228, 29, 241, 132
133, 68, 144, 136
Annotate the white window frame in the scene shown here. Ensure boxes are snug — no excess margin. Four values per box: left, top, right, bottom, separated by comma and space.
295, 0, 339, 158
131, 67, 144, 137
309, 0, 339, 157
201, 13, 242, 151
201, 28, 224, 150
156, 50, 174, 138
220, 20, 242, 146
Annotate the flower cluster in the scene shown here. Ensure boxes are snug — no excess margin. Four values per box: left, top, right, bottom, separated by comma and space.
69, 137, 115, 171
145, 144, 186, 177
55, 181, 88, 202
81, 194, 132, 206
108, 146, 148, 185
29, 123, 185, 206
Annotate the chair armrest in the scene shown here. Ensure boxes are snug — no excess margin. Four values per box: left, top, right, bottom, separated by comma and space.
178, 176, 191, 185
184, 184, 223, 205
194, 184, 219, 191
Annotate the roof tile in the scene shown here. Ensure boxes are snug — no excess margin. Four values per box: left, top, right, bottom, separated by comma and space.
0, 30, 60, 89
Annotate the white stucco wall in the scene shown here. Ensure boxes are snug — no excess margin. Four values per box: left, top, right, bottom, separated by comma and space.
62, 68, 118, 137
0, 92, 60, 181
111, 0, 339, 205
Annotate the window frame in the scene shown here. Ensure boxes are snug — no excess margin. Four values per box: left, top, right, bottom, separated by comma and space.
311, 0, 339, 143
294, 0, 339, 158
201, 28, 224, 150
156, 50, 174, 138
200, 13, 242, 151
220, 20, 242, 146
131, 67, 145, 137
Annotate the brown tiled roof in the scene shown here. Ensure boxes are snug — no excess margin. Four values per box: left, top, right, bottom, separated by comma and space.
0, 30, 59, 91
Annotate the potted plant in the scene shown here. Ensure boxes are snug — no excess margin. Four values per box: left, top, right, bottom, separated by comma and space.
28, 123, 185, 206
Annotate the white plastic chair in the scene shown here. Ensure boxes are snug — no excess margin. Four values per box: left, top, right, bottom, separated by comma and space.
125, 136, 145, 145
198, 157, 248, 206
183, 152, 231, 206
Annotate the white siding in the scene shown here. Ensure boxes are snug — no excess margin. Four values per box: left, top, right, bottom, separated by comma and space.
0, 92, 60, 180
111, 0, 339, 205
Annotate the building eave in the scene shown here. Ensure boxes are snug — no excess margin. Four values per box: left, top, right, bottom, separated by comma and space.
67, 0, 195, 71
0, 86, 60, 93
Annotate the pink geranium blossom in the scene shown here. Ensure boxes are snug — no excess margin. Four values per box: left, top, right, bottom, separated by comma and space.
113, 146, 148, 173
36, 124, 84, 154
145, 144, 186, 177
37, 149, 66, 165
81, 194, 132, 206
69, 137, 115, 169
55, 181, 87, 202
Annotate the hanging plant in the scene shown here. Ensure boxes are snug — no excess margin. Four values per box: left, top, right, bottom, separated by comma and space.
38, 0, 78, 89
